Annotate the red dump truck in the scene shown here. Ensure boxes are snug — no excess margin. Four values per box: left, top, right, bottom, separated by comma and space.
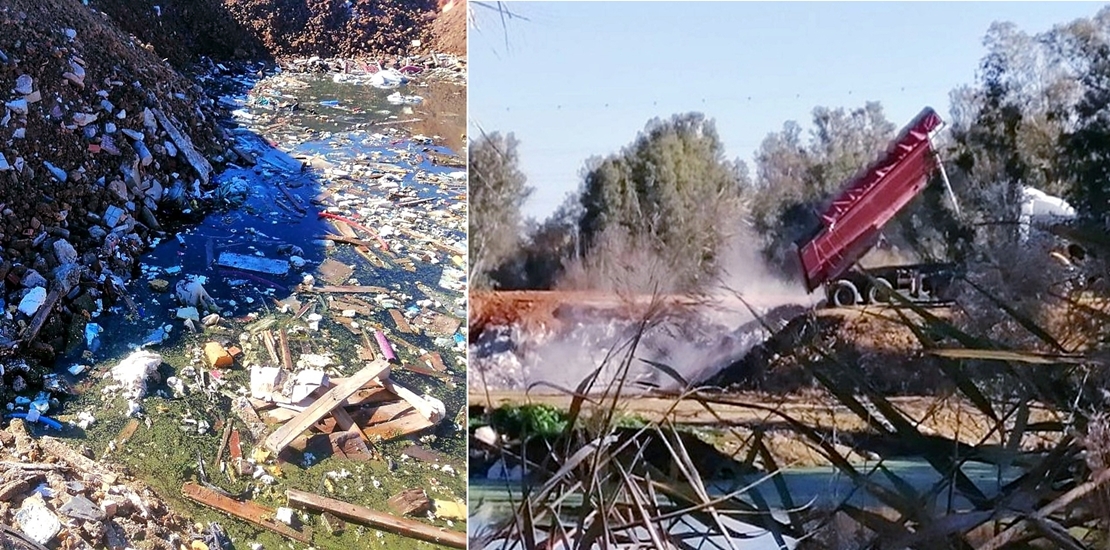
796, 107, 959, 307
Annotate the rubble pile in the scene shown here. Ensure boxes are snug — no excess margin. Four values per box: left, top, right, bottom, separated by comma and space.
0, 0, 232, 371
0, 419, 201, 548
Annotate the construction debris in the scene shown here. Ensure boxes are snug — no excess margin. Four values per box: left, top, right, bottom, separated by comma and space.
287, 489, 467, 548
182, 483, 312, 543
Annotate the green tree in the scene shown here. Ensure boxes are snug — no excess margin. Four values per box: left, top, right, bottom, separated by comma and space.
468, 131, 532, 289
751, 102, 897, 275
576, 113, 746, 291
1054, 7, 1110, 224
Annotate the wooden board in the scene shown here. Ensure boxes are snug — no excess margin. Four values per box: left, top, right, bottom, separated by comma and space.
389, 309, 414, 334
360, 407, 435, 441
317, 258, 354, 285
183, 483, 312, 543
286, 489, 465, 548
307, 285, 390, 294
263, 360, 389, 454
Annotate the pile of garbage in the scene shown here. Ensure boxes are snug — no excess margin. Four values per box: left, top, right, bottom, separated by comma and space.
0, 418, 201, 548
469, 304, 778, 392
0, 0, 234, 373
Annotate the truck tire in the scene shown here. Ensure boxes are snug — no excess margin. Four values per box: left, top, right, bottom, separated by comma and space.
830, 280, 860, 307
868, 278, 894, 304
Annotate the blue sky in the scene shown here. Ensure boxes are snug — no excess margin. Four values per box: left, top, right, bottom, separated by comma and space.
469, 1, 1107, 219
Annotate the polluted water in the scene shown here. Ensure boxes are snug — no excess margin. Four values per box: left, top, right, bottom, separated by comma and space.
27, 58, 467, 549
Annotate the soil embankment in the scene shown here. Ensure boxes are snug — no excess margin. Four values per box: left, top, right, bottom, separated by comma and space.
89, 0, 465, 68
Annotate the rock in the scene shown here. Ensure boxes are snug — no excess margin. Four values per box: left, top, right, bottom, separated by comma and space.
149, 279, 169, 292
201, 313, 220, 327
18, 287, 47, 316
289, 255, 306, 268
43, 161, 66, 182
53, 239, 78, 265
21, 270, 47, 288
5, 99, 27, 114
203, 342, 233, 369
164, 140, 178, 157
320, 511, 345, 535
16, 495, 61, 545
100, 499, 118, 518
59, 495, 105, 522
121, 129, 143, 141
108, 180, 129, 201
73, 113, 97, 127
14, 75, 32, 95
134, 140, 153, 166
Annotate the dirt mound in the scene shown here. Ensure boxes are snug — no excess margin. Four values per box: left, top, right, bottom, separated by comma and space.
429, 0, 467, 56
88, 0, 459, 67
87, 0, 270, 67
0, 0, 227, 368
219, 0, 440, 59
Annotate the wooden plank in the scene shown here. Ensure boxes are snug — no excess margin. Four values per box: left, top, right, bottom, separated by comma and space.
419, 352, 448, 373
262, 330, 280, 365
361, 407, 435, 441
346, 387, 396, 407
278, 329, 294, 370
389, 309, 414, 334
21, 289, 62, 344
382, 379, 444, 423
286, 489, 465, 548
388, 488, 432, 516
306, 285, 391, 294
184, 483, 312, 543
317, 258, 354, 285
232, 397, 269, 443
263, 360, 389, 454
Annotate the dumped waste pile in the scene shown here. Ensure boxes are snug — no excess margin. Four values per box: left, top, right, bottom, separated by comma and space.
0, 0, 230, 374
468, 291, 806, 392
0, 0, 468, 545
0, 418, 201, 548
33, 57, 467, 548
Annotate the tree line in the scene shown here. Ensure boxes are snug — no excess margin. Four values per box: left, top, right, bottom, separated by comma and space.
470, 8, 1110, 294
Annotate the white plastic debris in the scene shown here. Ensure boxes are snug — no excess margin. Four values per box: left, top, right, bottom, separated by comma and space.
176, 276, 215, 309
76, 412, 95, 429
275, 507, 295, 525
109, 350, 162, 400
176, 307, 200, 322
369, 69, 404, 89
18, 287, 47, 316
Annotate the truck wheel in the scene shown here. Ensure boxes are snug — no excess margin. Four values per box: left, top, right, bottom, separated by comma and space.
869, 278, 894, 304
830, 280, 860, 307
